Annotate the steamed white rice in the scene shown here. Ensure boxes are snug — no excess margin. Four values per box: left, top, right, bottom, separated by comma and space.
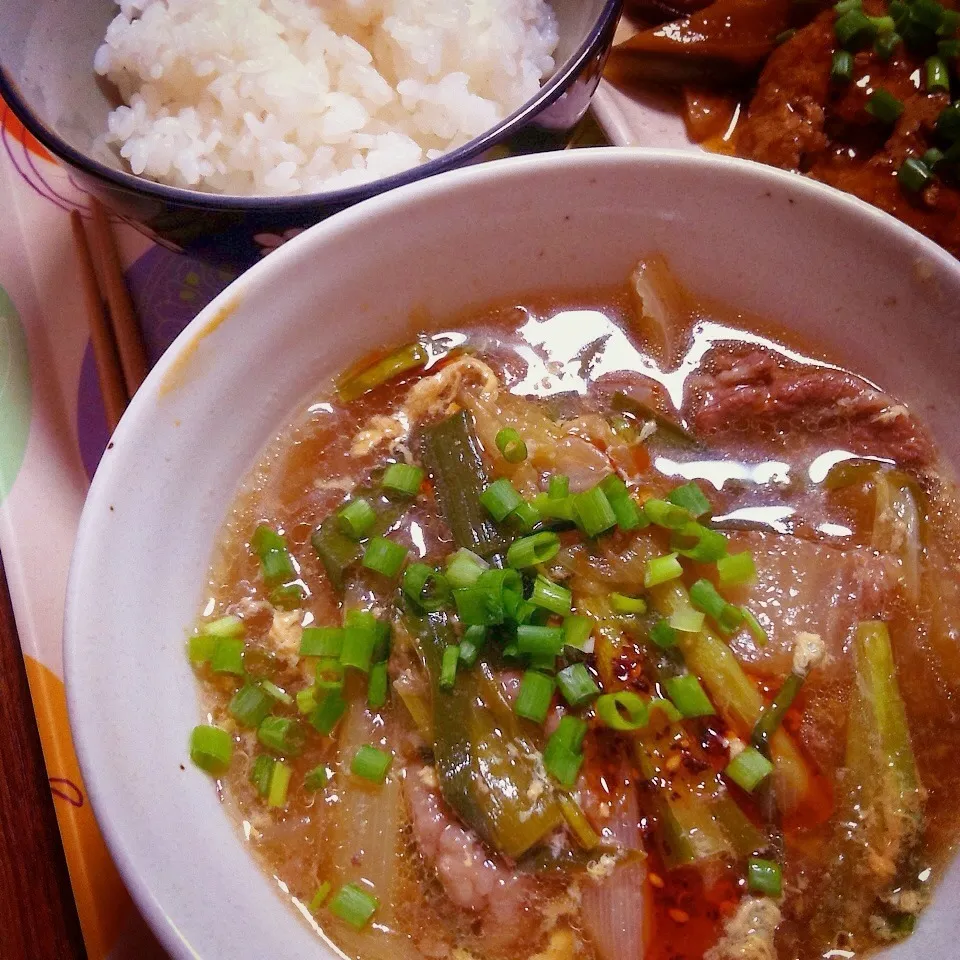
94, 0, 559, 195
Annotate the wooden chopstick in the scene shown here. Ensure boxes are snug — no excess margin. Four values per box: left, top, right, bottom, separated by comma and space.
88, 199, 149, 395
70, 210, 128, 431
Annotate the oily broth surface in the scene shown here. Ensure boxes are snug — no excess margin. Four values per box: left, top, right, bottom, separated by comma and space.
196, 287, 960, 960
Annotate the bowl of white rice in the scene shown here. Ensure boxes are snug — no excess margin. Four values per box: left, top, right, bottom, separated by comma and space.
0, 0, 622, 265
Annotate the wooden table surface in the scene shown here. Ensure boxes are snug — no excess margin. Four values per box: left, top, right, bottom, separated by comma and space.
0, 551, 87, 959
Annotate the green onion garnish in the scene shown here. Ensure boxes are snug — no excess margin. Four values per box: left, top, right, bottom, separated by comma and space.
309, 882, 332, 913
304, 764, 330, 792
250, 754, 274, 797
937, 101, 960, 141
267, 760, 292, 808
742, 606, 768, 646
445, 548, 488, 588
596, 691, 649, 731
252, 525, 298, 585
666, 481, 711, 518
440, 645, 460, 690
259, 679, 293, 705
228, 682, 273, 728
573, 485, 618, 538
316, 657, 346, 692
402, 562, 451, 612
209, 636, 245, 675
865, 88, 904, 124
598, 474, 646, 532
517, 625, 565, 657
296, 686, 318, 715
834, 0, 862, 15
831, 49, 855, 81
337, 498, 376, 539
329, 883, 379, 929
747, 857, 783, 897
548, 474, 570, 499
671, 522, 729, 562
199, 615, 245, 638
341, 610, 387, 672
648, 697, 682, 722
459, 625, 485, 667
509, 500, 541, 534
479, 477, 523, 522
187, 634, 217, 664
532, 492, 576, 522
752, 672, 803, 753
725, 745, 774, 792
336, 342, 427, 402
367, 661, 389, 709
530, 575, 572, 615
644, 552, 683, 588
269, 582, 304, 611
835, 8, 874, 47
664, 674, 715, 718
874, 31, 901, 59
922, 146, 945, 168
554, 714, 589, 751
189, 725, 233, 774
310, 690, 347, 735
563, 614, 595, 651
507, 531, 561, 568
382, 462, 424, 496
362, 536, 408, 578
257, 716, 304, 756
689, 579, 745, 634
495, 427, 528, 463
351, 745, 393, 783
543, 736, 583, 788
898, 157, 933, 192
300, 626, 344, 658
668, 606, 705, 633
515, 670, 556, 723
556, 663, 600, 708
643, 498, 691, 530
650, 619, 677, 649
610, 592, 647, 615
717, 551, 757, 587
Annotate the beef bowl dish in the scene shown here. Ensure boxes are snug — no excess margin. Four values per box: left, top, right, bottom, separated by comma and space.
64, 149, 960, 960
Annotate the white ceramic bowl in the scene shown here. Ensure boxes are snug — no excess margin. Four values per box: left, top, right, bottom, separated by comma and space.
66, 148, 960, 959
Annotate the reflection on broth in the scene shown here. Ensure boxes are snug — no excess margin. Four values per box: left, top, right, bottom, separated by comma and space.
186, 258, 960, 960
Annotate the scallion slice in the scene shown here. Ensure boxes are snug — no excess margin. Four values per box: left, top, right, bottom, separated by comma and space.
610, 592, 647, 615
382, 462, 424, 496
532, 492, 577, 522
495, 427, 528, 463
310, 690, 347, 735
898, 157, 933, 193
725, 746, 774, 792
300, 626, 344, 658
507, 531, 561, 568
563, 614, 595, 652
530, 575, 572, 615
517, 625, 565, 658
596, 691, 649, 731
650, 619, 677, 649
402, 562, 451, 612
257, 716, 304, 757
556, 663, 600, 708
267, 760, 292, 808
747, 857, 783, 897
229, 682, 273, 728
309, 881, 332, 913
553, 715, 589, 751
341, 610, 387, 673
643, 498, 691, 530
831, 49, 855, 81
199, 615, 245, 638
209, 636, 245, 675
304, 764, 330, 792
250, 754, 274, 797
927, 55, 951, 92
548, 474, 570, 499
445, 548, 488, 588
665, 674, 715, 718
259, 679, 293, 706
479, 478, 523, 522
671, 522, 729, 562
597, 475, 645, 532
316, 657, 346, 691
742, 606, 768, 646
458, 625, 485, 667
866, 88, 904, 124
648, 697, 682, 723
689, 578, 744, 634
440, 645, 460, 690
296, 686, 318, 715
189, 725, 233, 774
188, 633, 217, 665
329, 883, 379, 929
362, 536, 408, 578
351, 745, 393, 783
644, 552, 683, 588
666, 481, 711, 518
252, 525, 297, 585
515, 670, 556, 724
543, 737, 583, 788
367, 661, 389, 709
717, 551, 757, 587
337, 498, 376, 539
573, 485, 617, 537
668, 606, 705, 634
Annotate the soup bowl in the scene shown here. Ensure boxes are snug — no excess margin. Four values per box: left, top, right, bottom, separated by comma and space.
0, 0, 620, 268
65, 147, 960, 959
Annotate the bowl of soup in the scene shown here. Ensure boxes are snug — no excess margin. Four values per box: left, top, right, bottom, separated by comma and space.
65, 147, 960, 960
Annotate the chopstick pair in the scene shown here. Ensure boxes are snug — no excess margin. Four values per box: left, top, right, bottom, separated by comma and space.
70, 200, 149, 430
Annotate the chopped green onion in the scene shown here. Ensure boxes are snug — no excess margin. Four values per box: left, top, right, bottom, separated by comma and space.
939, 38, 960, 59
459, 625, 485, 667
563, 614, 595, 652
717, 551, 757, 587
515, 670, 556, 724
310, 690, 347, 735
341, 610, 386, 673
922, 146, 945, 168
257, 716, 303, 756
210, 636, 245, 675
440, 645, 460, 690
229, 682, 273, 728
495, 427, 528, 463
367, 661, 389, 709
648, 697, 682, 723
556, 663, 600, 708
508, 500, 541, 534
751, 672, 804, 754
689, 579, 745, 634
643, 498, 691, 530
453, 586, 497, 626
937, 101, 960, 141
573, 485, 617, 537
668, 606, 705, 634
309, 882, 332, 912
296, 686, 318, 714
351, 745, 393, 783
507, 531, 561, 568
300, 626, 344, 658
304, 764, 330, 792
336, 342, 428, 401
874, 31, 901, 59
725, 746, 774, 792
445, 548, 488, 588
517, 625, 565, 657
362, 536, 407, 578
666, 482, 711, 518
597, 475, 645, 532
610, 592, 647, 615
834, 0, 862, 14
267, 760, 292, 808
189, 725, 233, 774
665, 674, 715, 718
650, 619, 677, 649
596, 691, 649, 731
252, 525, 298, 585
530, 575, 572, 615
532, 492, 577, 522
742, 607, 768, 646
553, 715, 589, 751
479, 477, 523, 522
259, 679, 293, 706
543, 737, 583, 788
941, 8, 960, 37
337, 498, 376, 539
831, 49, 855, 81
316, 657, 346, 691
199, 615, 245, 638
250, 754, 274, 796
747, 858, 783, 897
251, 525, 285, 553
671, 522, 729, 563
644, 552, 683, 588
402, 562, 451, 612
188, 633, 217, 664
548, 474, 570, 499
835, 8, 874, 46
329, 883, 379, 929
382, 462, 424, 496
269, 582, 304, 610
898, 157, 933, 193
866, 89, 904, 124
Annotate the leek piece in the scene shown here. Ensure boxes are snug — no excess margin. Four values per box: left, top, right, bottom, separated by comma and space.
336, 341, 427, 402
